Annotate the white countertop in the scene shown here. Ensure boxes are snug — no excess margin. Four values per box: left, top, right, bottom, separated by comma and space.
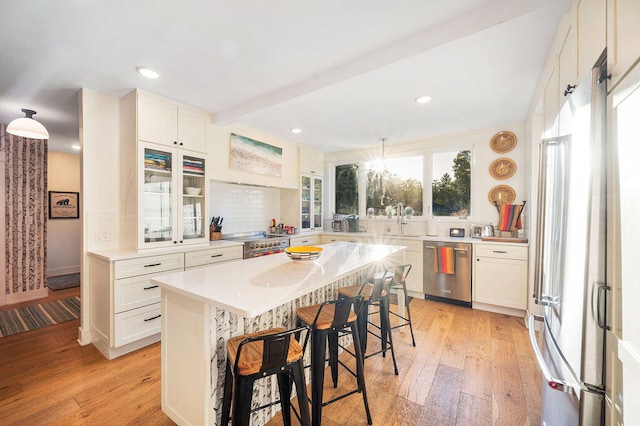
321, 231, 528, 246
87, 240, 244, 261
152, 242, 406, 318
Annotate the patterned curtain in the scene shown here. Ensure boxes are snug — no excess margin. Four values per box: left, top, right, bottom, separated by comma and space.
1, 123, 48, 297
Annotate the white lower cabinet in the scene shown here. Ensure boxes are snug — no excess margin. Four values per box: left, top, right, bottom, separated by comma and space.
88, 244, 242, 359
473, 243, 528, 311
289, 234, 321, 246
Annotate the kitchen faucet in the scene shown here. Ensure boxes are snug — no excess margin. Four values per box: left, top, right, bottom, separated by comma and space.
397, 202, 407, 234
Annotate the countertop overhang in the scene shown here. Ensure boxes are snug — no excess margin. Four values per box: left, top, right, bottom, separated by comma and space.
152, 241, 406, 318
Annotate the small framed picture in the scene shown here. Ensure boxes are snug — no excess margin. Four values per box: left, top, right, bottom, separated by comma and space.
49, 191, 79, 219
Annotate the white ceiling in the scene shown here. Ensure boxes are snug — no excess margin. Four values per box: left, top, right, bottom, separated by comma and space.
0, 0, 569, 154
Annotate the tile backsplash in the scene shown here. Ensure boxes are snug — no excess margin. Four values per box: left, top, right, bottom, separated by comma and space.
210, 182, 281, 235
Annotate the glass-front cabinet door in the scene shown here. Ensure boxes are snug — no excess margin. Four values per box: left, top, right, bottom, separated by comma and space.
180, 154, 206, 241
139, 142, 207, 248
142, 145, 176, 246
313, 177, 322, 228
300, 175, 322, 231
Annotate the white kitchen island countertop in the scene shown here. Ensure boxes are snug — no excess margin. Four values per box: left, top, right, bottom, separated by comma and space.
152, 241, 406, 318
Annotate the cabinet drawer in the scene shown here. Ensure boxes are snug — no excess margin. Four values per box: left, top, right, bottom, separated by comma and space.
114, 253, 184, 279
475, 244, 528, 260
185, 246, 243, 268
114, 274, 167, 314
114, 303, 161, 347
290, 235, 320, 246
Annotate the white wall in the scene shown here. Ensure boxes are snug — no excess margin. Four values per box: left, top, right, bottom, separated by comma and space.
47, 151, 81, 276
325, 122, 528, 238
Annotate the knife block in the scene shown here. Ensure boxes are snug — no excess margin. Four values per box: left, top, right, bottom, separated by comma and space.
210, 227, 222, 241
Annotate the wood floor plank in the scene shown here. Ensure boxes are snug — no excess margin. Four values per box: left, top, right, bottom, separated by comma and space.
455, 392, 492, 426
491, 337, 529, 425
466, 309, 492, 360
439, 306, 473, 370
490, 312, 515, 342
379, 396, 424, 426
461, 355, 492, 401
419, 363, 463, 424
517, 354, 543, 426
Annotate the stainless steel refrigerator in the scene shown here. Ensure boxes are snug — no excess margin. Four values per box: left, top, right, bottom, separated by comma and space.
528, 58, 608, 425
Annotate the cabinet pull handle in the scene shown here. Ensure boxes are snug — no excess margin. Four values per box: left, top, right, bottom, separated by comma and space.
425, 245, 436, 249
144, 314, 161, 322
211, 254, 224, 258
144, 263, 161, 268
301, 240, 309, 243
597, 284, 611, 331
143, 285, 159, 290
492, 250, 508, 254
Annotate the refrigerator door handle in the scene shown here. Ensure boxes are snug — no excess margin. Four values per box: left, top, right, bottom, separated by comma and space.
597, 284, 611, 330
527, 314, 576, 394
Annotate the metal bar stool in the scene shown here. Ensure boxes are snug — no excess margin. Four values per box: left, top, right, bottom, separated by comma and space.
295, 295, 372, 426
221, 327, 311, 426
337, 276, 399, 375
379, 264, 416, 347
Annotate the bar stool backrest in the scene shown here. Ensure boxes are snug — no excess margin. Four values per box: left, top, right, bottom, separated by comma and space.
385, 264, 412, 289
234, 326, 307, 375
317, 295, 363, 329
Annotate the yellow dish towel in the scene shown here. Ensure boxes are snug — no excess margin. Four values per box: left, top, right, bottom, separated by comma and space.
433, 246, 455, 275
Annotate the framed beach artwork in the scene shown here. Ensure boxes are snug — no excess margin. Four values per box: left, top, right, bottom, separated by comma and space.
49, 191, 80, 219
229, 133, 282, 177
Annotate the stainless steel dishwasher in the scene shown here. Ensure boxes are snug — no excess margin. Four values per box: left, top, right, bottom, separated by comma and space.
423, 241, 472, 307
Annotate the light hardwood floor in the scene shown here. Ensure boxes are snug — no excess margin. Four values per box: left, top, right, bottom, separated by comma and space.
0, 290, 541, 425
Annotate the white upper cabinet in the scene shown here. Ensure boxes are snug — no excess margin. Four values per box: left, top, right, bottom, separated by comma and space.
558, 22, 578, 114
543, 66, 559, 138
299, 144, 324, 176
577, 0, 606, 78
607, 0, 640, 89
137, 92, 209, 153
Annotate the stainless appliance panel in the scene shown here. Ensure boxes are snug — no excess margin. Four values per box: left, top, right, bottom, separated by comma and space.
531, 59, 607, 425
423, 242, 472, 306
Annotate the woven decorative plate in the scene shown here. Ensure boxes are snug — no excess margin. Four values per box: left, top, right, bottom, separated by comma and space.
490, 131, 517, 154
489, 158, 517, 180
488, 185, 516, 206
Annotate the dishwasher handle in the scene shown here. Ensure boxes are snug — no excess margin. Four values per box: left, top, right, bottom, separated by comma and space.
424, 245, 468, 253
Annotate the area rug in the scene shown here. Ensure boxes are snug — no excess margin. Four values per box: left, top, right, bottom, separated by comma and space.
0, 297, 80, 337
46, 273, 80, 291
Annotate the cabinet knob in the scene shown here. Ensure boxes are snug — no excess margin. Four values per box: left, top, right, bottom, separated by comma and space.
173, 141, 178, 145
179, 240, 183, 244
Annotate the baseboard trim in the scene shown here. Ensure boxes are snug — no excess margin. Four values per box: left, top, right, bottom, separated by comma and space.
77, 326, 93, 346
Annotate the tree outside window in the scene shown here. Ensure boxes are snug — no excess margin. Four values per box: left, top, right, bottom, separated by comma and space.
431, 150, 471, 217
365, 156, 423, 216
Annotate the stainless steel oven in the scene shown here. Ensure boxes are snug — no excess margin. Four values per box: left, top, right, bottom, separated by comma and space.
223, 232, 290, 259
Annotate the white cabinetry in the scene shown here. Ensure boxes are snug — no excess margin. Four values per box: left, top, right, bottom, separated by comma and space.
577, 0, 606, 78
607, 0, 640, 89
299, 144, 324, 176
301, 175, 322, 231
289, 234, 321, 247
88, 244, 242, 359
137, 92, 209, 153
120, 90, 209, 250
473, 243, 528, 311
136, 142, 208, 249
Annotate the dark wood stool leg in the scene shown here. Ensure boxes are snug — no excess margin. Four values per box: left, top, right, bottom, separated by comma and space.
357, 300, 369, 356
381, 297, 399, 375
292, 360, 311, 426
221, 360, 233, 425
350, 321, 372, 425
277, 372, 292, 426
311, 329, 327, 426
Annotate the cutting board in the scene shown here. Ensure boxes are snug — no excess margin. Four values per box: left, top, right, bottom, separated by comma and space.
481, 236, 528, 243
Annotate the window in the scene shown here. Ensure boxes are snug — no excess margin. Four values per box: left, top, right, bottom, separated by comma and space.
335, 164, 359, 215
431, 150, 471, 217
365, 156, 423, 216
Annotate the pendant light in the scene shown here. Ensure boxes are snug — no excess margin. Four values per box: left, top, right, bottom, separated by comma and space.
7, 109, 49, 140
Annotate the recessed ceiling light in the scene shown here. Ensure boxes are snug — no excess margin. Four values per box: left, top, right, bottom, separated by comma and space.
136, 66, 160, 79
415, 95, 432, 104
291, 128, 302, 134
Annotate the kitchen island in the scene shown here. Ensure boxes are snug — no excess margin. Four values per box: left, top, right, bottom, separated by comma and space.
152, 241, 406, 426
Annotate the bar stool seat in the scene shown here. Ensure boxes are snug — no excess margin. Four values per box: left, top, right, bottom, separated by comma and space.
337, 278, 399, 375
221, 327, 311, 426
296, 296, 372, 426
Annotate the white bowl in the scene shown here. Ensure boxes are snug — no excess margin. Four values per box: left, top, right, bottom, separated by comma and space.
184, 187, 201, 196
